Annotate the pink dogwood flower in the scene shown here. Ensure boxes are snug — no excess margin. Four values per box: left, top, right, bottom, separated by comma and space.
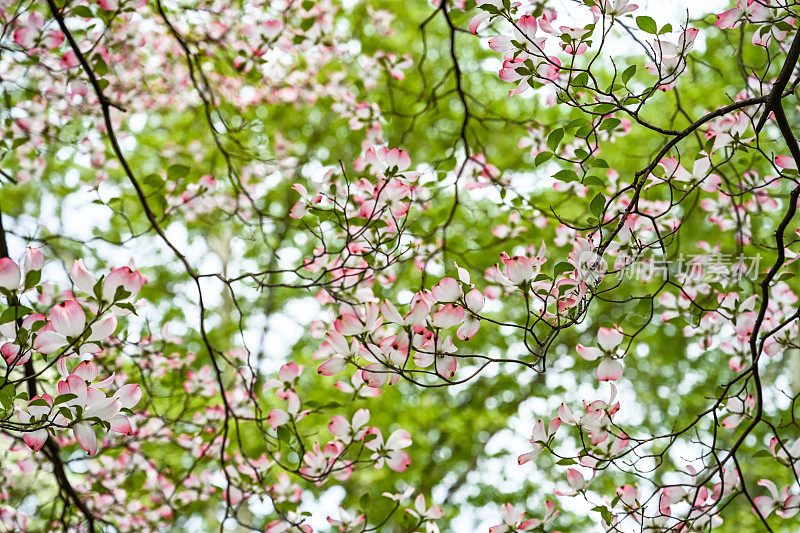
365, 427, 412, 471
753, 479, 800, 519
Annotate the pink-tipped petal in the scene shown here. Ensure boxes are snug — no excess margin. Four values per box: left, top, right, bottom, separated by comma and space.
23, 429, 48, 452
50, 301, 86, 337
70, 259, 97, 294
597, 358, 624, 381
74, 422, 98, 455
113, 384, 142, 409
0, 258, 21, 290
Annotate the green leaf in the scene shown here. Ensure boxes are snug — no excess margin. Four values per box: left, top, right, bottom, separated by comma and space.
93, 58, 108, 77
300, 17, 315, 31
167, 164, 190, 180
547, 128, 564, 152
666, 315, 689, 327
143, 173, 163, 190
593, 505, 613, 524
440, 158, 457, 171
594, 103, 616, 114
0, 305, 33, 324
534, 151, 553, 167
659, 23, 673, 35
24, 270, 41, 291
114, 302, 137, 315
599, 118, 621, 132
572, 72, 589, 88
276, 426, 291, 443
114, 286, 132, 302
583, 175, 604, 187
635, 16, 658, 34
0, 384, 14, 409
621, 64, 636, 84
54, 394, 78, 405
556, 457, 576, 465
590, 193, 606, 216
553, 262, 574, 276
71, 5, 94, 18
553, 169, 579, 182
565, 118, 589, 131
93, 276, 105, 300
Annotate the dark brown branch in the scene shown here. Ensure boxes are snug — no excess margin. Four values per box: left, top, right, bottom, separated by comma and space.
755, 30, 800, 133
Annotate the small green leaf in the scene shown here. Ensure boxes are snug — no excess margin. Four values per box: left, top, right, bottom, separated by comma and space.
565, 118, 588, 131
54, 394, 78, 405
71, 5, 94, 18
594, 103, 616, 114
590, 193, 606, 216
114, 302, 137, 315
554, 262, 574, 277
24, 270, 41, 291
93, 276, 105, 300
93, 58, 108, 77
143, 173, 163, 189
583, 175, 604, 187
0, 305, 33, 324
635, 16, 657, 34
574, 148, 589, 160
621, 64, 636, 84
167, 164, 190, 180
0, 384, 15, 409
534, 151, 553, 167
547, 128, 564, 152
114, 286, 132, 302
572, 72, 590, 88
666, 315, 689, 327
276, 426, 291, 443
599, 118, 621, 131
300, 17, 315, 31
553, 169, 579, 182
593, 505, 613, 524
440, 158, 457, 171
